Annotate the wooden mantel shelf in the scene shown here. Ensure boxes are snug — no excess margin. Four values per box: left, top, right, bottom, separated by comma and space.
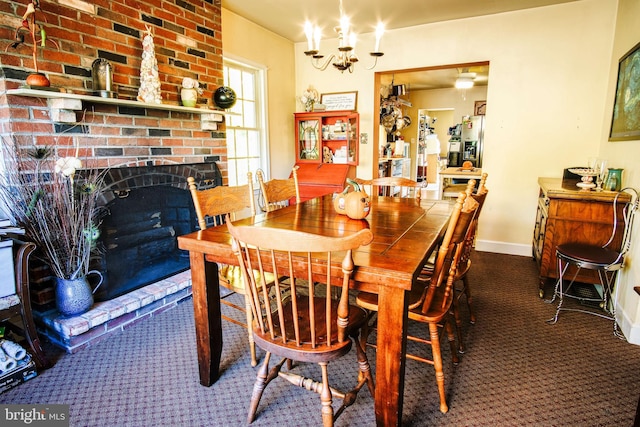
6, 88, 226, 130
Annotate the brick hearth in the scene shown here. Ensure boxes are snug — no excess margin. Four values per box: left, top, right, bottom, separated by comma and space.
34, 271, 192, 353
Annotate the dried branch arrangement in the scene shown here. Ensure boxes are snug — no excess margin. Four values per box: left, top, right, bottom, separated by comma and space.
0, 137, 106, 280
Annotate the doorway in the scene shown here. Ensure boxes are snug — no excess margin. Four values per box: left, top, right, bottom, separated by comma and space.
373, 62, 490, 183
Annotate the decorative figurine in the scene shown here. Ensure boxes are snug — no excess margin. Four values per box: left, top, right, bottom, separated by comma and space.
137, 26, 162, 104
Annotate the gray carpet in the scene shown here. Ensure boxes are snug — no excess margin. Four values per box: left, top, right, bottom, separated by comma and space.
1, 251, 640, 426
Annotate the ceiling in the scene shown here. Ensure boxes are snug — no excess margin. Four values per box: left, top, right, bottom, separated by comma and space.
379, 63, 490, 91
221, 0, 578, 44
221, 0, 577, 90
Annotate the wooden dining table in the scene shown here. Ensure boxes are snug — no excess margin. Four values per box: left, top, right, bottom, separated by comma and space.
177, 193, 454, 426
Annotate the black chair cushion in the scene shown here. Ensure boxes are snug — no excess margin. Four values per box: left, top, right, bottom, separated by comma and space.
556, 243, 621, 269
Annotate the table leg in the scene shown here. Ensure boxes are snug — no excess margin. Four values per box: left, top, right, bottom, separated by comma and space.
374, 285, 408, 427
190, 251, 223, 386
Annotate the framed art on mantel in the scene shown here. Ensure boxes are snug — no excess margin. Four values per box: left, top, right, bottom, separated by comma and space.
609, 40, 640, 141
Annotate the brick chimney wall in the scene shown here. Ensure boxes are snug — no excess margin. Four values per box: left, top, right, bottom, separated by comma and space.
0, 0, 228, 176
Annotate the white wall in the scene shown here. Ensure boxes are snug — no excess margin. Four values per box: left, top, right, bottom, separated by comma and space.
598, 0, 640, 343
221, 9, 296, 179
295, 0, 617, 258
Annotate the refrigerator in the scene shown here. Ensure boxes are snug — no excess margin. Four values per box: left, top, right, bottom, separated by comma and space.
460, 115, 484, 168
446, 123, 462, 167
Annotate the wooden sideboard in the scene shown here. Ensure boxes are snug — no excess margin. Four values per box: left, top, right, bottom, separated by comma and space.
533, 177, 630, 298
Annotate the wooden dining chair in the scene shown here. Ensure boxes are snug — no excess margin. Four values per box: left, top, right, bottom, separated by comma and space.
356, 191, 478, 413
450, 175, 488, 350
227, 219, 375, 427
256, 165, 300, 212
354, 176, 422, 201
187, 173, 261, 366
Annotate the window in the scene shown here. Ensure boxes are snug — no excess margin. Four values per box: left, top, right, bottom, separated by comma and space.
223, 60, 268, 186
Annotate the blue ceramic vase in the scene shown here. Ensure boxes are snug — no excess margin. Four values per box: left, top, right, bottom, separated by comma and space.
55, 271, 103, 316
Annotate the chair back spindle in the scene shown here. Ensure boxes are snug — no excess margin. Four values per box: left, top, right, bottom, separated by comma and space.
228, 219, 373, 351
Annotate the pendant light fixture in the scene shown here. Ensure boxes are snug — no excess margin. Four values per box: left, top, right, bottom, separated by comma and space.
455, 71, 477, 89
303, 0, 385, 73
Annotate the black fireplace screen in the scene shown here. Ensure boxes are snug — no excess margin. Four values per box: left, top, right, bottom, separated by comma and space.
92, 162, 222, 301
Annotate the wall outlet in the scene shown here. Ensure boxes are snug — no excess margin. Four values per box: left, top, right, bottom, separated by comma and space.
360, 133, 368, 144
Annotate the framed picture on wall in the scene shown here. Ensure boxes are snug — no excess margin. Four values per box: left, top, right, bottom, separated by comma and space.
609, 40, 640, 141
320, 92, 358, 111
474, 100, 486, 116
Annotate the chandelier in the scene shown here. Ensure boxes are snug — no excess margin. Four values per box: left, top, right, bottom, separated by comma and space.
303, 0, 384, 73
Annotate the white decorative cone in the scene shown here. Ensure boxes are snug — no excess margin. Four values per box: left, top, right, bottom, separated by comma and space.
137, 28, 162, 104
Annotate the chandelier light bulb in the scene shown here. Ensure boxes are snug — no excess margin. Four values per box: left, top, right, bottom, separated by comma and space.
374, 23, 385, 52
313, 27, 322, 51
304, 21, 314, 51
349, 33, 357, 49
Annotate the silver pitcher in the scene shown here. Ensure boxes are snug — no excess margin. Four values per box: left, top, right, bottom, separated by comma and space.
92, 58, 116, 97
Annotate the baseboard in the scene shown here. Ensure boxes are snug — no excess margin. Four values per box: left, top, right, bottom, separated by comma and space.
475, 239, 532, 257
617, 309, 640, 345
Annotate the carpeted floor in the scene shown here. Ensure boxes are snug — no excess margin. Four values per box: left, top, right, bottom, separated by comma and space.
1, 251, 640, 426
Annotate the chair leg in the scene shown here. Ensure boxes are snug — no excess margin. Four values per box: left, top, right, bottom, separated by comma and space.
243, 293, 258, 367
319, 362, 334, 427
19, 309, 51, 369
353, 332, 375, 396
452, 297, 465, 354
462, 275, 476, 324
247, 352, 271, 424
358, 310, 377, 352
429, 322, 449, 413
599, 270, 625, 339
445, 312, 460, 364
546, 256, 571, 324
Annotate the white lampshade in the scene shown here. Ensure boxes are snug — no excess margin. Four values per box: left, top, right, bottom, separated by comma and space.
455, 71, 476, 89
455, 77, 474, 89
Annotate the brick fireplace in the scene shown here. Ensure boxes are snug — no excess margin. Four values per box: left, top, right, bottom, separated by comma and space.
0, 0, 229, 352
94, 161, 222, 301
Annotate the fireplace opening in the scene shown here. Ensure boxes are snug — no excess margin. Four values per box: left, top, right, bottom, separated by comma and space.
92, 162, 222, 302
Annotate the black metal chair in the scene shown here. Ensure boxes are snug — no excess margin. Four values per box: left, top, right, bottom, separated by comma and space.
547, 187, 639, 338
